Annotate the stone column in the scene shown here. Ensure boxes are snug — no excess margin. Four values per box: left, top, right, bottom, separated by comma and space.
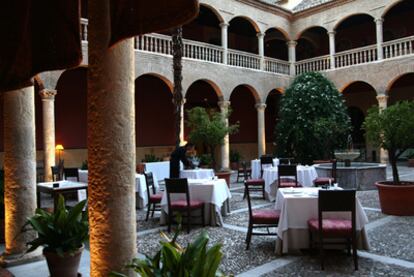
256, 103, 267, 157
218, 100, 231, 170
377, 94, 388, 164
220, 22, 229, 65
1, 86, 39, 265
287, 40, 297, 76
375, 18, 384, 61
39, 89, 57, 181
328, 31, 336, 69
257, 32, 265, 70
88, 1, 136, 276
180, 99, 186, 145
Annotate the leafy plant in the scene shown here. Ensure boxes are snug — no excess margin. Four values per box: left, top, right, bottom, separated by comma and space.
187, 107, 238, 170
110, 220, 228, 277
275, 72, 351, 165
81, 160, 88, 170
363, 101, 414, 182
142, 154, 161, 163
230, 150, 242, 163
199, 154, 213, 167
23, 195, 89, 256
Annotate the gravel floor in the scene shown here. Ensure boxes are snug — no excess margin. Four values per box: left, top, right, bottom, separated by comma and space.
356, 190, 380, 209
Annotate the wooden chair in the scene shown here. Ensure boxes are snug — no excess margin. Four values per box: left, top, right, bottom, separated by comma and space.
64, 168, 80, 181
144, 172, 163, 221
165, 178, 205, 233
51, 166, 60, 182
313, 159, 337, 186
237, 161, 251, 183
260, 155, 274, 178
277, 164, 302, 188
243, 163, 265, 200
307, 189, 358, 270
245, 182, 280, 250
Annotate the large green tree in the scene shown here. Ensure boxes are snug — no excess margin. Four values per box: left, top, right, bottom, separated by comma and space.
363, 101, 414, 182
275, 72, 351, 164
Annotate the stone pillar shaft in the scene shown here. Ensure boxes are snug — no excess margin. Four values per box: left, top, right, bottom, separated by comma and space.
180, 99, 186, 145
3, 86, 37, 256
218, 101, 231, 170
287, 41, 297, 76
257, 32, 265, 70
256, 103, 266, 157
375, 18, 384, 61
377, 94, 388, 164
88, 0, 137, 276
39, 89, 57, 181
220, 23, 229, 65
328, 31, 336, 69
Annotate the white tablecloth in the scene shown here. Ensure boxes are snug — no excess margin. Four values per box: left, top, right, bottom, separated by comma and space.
144, 161, 171, 182
263, 165, 318, 201
250, 158, 279, 179
77, 170, 159, 208
180, 169, 215, 180
160, 178, 231, 226
274, 187, 369, 254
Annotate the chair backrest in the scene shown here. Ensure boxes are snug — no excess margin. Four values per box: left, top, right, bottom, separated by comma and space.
331, 159, 337, 181
279, 157, 294, 165
260, 155, 273, 177
64, 168, 79, 181
278, 164, 298, 186
144, 172, 157, 197
244, 182, 254, 218
165, 178, 190, 210
241, 161, 249, 180
318, 189, 356, 234
51, 166, 60, 181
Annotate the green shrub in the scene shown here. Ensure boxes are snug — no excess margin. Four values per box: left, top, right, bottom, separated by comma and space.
275, 72, 351, 164
199, 154, 213, 167
81, 160, 88, 170
142, 154, 161, 163
23, 195, 89, 256
230, 150, 242, 163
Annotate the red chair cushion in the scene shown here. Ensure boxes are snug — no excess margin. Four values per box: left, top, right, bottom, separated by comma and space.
307, 218, 352, 237
170, 199, 204, 209
314, 177, 335, 186
278, 178, 302, 188
252, 209, 280, 224
149, 193, 163, 203
246, 179, 265, 186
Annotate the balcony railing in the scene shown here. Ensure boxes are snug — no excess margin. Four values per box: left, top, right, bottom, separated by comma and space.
383, 35, 414, 59
79, 18, 414, 76
295, 55, 330, 75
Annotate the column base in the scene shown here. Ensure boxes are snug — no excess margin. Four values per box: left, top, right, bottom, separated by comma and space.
0, 248, 43, 267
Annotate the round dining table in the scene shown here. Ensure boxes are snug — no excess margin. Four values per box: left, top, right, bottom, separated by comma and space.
250, 158, 280, 179
180, 168, 215, 180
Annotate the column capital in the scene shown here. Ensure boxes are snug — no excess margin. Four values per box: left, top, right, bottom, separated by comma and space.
286, 40, 297, 47
255, 103, 267, 111
327, 31, 336, 36
374, 18, 384, 24
218, 100, 231, 109
39, 89, 57, 100
219, 22, 229, 28
257, 32, 265, 38
376, 94, 388, 102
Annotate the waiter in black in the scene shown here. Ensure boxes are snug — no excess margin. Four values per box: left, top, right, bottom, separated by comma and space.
169, 143, 195, 178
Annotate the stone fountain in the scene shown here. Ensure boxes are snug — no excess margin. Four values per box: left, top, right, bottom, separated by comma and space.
334, 135, 360, 167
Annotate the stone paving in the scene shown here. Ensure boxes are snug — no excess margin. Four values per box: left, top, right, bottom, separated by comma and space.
6, 164, 414, 276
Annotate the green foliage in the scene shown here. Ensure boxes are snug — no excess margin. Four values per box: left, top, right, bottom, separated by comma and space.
275, 72, 351, 164
142, 154, 161, 163
230, 150, 242, 163
199, 154, 213, 167
187, 107, 238, 168
23, 195, 88, 256
81, 160, 88, 170
363, 101, 414, 182
110, 222, 228, 277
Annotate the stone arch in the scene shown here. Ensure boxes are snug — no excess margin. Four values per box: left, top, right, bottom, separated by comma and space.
382, 0, 409, 18
184, 79, 223, 100
382, 0, 414, 41
295, 25, 328, 41
264, 27, 289, 61
200, 3, 224, 23
228, 16, 261, 54
136, 72, 173, 92
264, 26, 290, 41
135, 74, 175, 147
341, 81, 378, 114
265, 89, 283, 148
387, 72, 414, 105
228, 15, 261, 33
230, 84, 261, 103
333, 13, 375, 31
296, 26, 329, 61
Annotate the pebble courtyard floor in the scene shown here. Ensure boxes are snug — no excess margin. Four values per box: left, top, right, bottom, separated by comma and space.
6, 164, 414, 276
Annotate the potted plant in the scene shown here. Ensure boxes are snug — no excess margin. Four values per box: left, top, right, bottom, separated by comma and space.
406, 150, 414, 167
363, 101, 414, 215
230, 150, 242, 170
186, 107, 238, 186
23, 195, 88, 277
110, 220, 229, 277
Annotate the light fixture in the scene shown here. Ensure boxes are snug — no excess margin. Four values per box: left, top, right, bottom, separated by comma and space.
55, 144, 64, 162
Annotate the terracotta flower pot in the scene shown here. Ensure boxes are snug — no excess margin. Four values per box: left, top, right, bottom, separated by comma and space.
43, 246, 84, 277
376, 181, 414, 216
215, 171, 232, 188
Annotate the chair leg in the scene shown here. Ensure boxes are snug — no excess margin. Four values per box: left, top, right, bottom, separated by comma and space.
353, 238, 358, 270
145, 203, 151, 221
187, 209, 191, 234
347, 238, 351, 255
151, 204, 156, 218
319, 232, 324, 270
243, 186, 247, 199
168, 211, 172, 233
246, 222, 253, 250
308, 230, 312, 250
262, 184, 265, 200
201, 205, 205, 227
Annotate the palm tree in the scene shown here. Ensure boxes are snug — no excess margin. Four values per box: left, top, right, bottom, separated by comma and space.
172, 26, 184, 149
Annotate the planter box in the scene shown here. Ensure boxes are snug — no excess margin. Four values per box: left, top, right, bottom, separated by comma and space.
376, 181, 414, 216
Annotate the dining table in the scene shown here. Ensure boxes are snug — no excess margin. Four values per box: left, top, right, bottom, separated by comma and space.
274, 187, 370, 255
250, 158, 280, 179
180, 168, 215, 180
263, 165, 318, 201
159, 178, 232, 226
37, 180, 88, 209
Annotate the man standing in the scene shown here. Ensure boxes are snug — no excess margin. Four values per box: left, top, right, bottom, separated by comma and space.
169, 143, 195, 178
